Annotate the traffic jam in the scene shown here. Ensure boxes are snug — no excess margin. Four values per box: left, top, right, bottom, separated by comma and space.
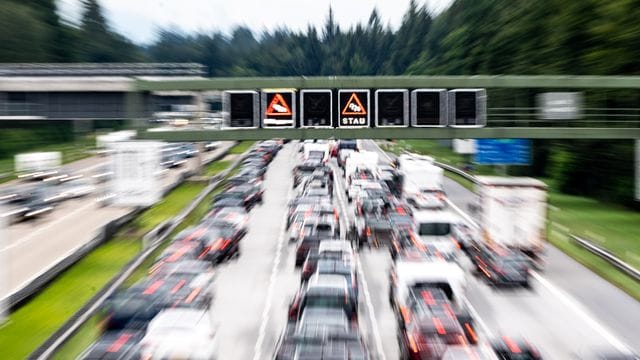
79, 138, 547, 359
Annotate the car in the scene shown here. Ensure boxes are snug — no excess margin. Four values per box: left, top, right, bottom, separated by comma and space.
338, 148, 356, 168
150, 260, 216, 303
206, 206, 249, 234
491, 336, 542, 359
214, 184, 263, 210
305, 258, 359, 299
472, 246, 532, 288
287, 203, 337, 229
301, 241, 355, 281
204, 141, 221, 151
410, 188, 447, 210
288, 274, 358, 322
198, 225, 244, 264
274, 308, 369, 360
295, 218, 340, 265
292, 214, 339, 243
346, 179, 373, 202
140, 308, 216, 360
301, 186, 331, 199
413, 210, 463, 259
78, 330, 143, 360
353, 208, 394, 248
0, 187, 55, 224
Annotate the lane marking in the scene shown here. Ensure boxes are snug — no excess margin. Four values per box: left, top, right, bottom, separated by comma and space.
331, 160, 386, 360
253, 147, 294, 360
369, 140, 635, 356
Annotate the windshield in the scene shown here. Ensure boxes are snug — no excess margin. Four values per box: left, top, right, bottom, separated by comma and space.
418, 223, 451, 236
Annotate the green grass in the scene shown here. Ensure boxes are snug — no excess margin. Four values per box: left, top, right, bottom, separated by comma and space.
51, 166, 237, 360
228, 140, 255, 155
383, 139, 640, 300
0, 135, 96, 184
131, 183, 205, 235
0, 237, 140, 360
203, 160, 231, 177
0, 180, 205, 359
548, 192, 640, 270
548, 230, 640, 301
50, 315, 102, 360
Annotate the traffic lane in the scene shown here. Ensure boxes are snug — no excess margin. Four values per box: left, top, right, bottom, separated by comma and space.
435, 160, 640, 354
367, 142, 640, 354
464, 261, 617, 358
542, 245, 640, 352
1, 145, 232, 299
212, 143, 298, 360
330, 159, 391, 360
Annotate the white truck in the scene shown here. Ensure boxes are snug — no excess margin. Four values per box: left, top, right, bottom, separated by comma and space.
476, 176, 548, 267
399, 154, 445, 209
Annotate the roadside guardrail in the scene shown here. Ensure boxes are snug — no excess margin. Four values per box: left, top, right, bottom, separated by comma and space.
571, 235, 640, 282
6, 143, 235, 311
402, 149, 640, 283
31, 142, 252, 360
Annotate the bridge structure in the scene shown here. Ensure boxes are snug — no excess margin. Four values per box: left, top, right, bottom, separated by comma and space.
130, 75, 640, 140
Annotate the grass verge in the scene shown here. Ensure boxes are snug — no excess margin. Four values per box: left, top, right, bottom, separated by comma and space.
382, 139, 640, 300
203, 160, 231, 177
0, 181, 205, 359
228, 140, 255, 155
0, 135, 96, 184
51, 162, 239, 360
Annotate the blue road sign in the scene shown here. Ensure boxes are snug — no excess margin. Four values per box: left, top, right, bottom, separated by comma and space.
474, 139, 531, 165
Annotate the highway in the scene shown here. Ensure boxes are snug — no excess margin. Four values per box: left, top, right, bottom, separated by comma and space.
0, 143, 233, 303
362, 139, 640, 358
206, 140, 639, 359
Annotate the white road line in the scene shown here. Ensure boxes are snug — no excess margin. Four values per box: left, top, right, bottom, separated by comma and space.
531, 272, 632, 354
331, 160, 386, 360
253, 151, 293, 360
0, 201, 98, 252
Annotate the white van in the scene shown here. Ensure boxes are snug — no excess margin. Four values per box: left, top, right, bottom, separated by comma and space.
413, 210, 462, 258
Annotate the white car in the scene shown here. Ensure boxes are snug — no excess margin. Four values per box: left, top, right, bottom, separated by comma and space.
410, 188, 447, 209
141, 308, 216, 360
413, 210, 463, 259
60, 178, 97, 199
347, 179, 373, 202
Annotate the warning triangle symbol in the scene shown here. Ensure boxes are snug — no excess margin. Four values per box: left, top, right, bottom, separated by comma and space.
266, 93, 292, 116
341, 93, 367, 115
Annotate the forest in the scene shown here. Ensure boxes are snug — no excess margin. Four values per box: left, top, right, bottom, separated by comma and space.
1, 0, 639, 204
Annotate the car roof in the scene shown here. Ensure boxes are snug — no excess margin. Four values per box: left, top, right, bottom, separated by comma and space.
319, 240, 352, 253
414, 210, 460, 223
148, 308, 210, 331
309, 273, 349, 289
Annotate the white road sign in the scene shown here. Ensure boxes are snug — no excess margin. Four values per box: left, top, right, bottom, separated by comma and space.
15, 152, 61, 173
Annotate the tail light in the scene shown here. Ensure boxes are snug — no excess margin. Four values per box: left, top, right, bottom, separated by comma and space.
365, 227, 372, 237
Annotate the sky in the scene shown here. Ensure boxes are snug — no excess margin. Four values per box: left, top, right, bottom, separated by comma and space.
57, 0, 453, 44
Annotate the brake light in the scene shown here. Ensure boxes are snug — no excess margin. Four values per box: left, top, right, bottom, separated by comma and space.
450, 236, 461, 249
396, 206, 406, 214
171, 280, 186, 294
408, 333, 419, 353
502, 336, 522, 353
421, 290, 435, 305
185, 287, 201, 304
433, 317, 446, 335
464, 323, 478, 344
107, 333, 132, 353
365, 227, 372, 237
143, 280, 164, 295
400, 306, 412, 324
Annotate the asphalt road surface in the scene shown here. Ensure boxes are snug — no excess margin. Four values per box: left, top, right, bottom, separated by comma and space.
0, 143, 233, 302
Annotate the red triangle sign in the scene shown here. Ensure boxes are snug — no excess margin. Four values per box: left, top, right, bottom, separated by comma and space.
341, 92, 367, 115
266, 93, 292, 116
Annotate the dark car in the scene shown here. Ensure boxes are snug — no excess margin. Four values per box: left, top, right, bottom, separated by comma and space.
288, 275, 358, 322
471, 246, 532, 288
353, 210, 394, 249
274, 308, 369, 360
199, 225, 244, 263
295, 220, 339, 266
0, 187, 55, 224
78, 330, 142, 360
210, 196, 246, 211
491, 336, 542, 360
293, 163, 333, 188
303, 258, 359, 298
214, 184, 263, 210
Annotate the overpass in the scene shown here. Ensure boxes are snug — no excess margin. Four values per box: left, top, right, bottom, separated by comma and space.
131, 75, 640, 140
0, 63, 206, 120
